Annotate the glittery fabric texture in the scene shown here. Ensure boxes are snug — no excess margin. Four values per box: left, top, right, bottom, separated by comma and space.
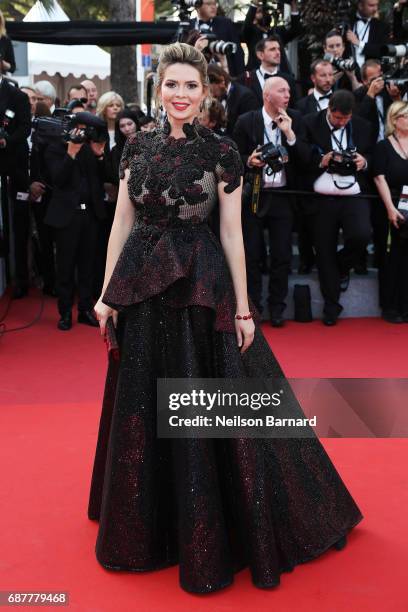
88, 121, 363, 594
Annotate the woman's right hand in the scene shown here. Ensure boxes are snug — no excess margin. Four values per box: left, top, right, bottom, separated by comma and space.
388, 207, 405, 229
94, 298, 118, 337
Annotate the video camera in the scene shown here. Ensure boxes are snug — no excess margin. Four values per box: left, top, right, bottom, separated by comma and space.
257, 142, 289, 173
32, 110, 108, 147
328, 149, 357, 176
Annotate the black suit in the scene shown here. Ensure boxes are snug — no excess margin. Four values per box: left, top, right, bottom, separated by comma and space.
0, 78, 31, 290
188, 16, 245, 77
349, 16, 390, 61
233, 108, 309, 317
295, 92, 334, 116
44, 142, 107, 316
237, 68, 298, 108
354, 86, 392, 142
224, 82, 258, 136
0, 36, 16, 73
302, 110, 375, 318
241, 4, 302, 72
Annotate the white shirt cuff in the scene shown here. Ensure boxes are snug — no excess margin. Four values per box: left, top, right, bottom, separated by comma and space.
286, 136, 296, 146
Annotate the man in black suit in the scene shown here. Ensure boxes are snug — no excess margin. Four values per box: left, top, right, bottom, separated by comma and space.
296, 59, 335, 116
188, 0, 245, 77
346, 0, 390, 68
241, 0, 303, 72
302, 90, 375, 325
44, 113, 108, 331
207, 64, 258, 136
0, 75, 31, 297
233, 76, 309, 327
237, 36, 298, 108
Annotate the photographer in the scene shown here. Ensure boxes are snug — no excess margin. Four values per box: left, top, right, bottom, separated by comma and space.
188, 0, 245, 76
0, 10, 16, 74
323, 30, 361, 92
302, 90, 375, 325
207, 64, 258, 135
347, 0, 390, 68
241, 0, 302, 72
237, 35, 298, 107
44, 112, 108, 331
373, 101, 408, 323
0, 75, 31, 297
232, 76, 309, 326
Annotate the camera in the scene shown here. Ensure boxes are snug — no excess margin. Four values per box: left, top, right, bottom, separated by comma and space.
198, 23, 237, 55
380, 43, 408, 59
32, 111, 108, 147
0, 109, 16, 148
328, 149, 357, 176
336, 21, 350, 37
257, 142, 289, 173
380, 54, 408, 93
324, 53, 357, 72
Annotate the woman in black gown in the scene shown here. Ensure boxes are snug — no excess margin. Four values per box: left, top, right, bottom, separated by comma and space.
88, 42, 363, 594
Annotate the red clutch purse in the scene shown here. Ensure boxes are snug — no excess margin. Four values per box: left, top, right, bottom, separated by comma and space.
105, 317, 120, 360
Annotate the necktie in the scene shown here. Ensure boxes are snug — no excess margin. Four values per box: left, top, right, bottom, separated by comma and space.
270, 121, 278, 130
319, 93, 331, 101
264, 73, 275, 80
357, 16, 368, 23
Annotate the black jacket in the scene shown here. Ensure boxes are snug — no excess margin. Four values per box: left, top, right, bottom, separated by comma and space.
236, 68, 298, 108
188, 16, 245, 77
0, 78, 31, 186
44, 142, 107, 228
0, 35, 16, 73
295, 93, 332, 116
301, 110, 375, 193
241, 4, 302, 72
354, 86, 393, 142
232, 107, 310, 189
224, 82, 258, 136
348, 16, 390, 60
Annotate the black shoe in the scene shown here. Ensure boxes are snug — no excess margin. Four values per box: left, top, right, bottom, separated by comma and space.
57, 312, 72, 331
322, 315, 337, 326
339, 273, 350, 292
12, 286, 28, 299
78, 310, 99, 327
333, 535, 347, 551
43, 285, 57, 297
382, 311, 404, 324
270, 317, 284, 328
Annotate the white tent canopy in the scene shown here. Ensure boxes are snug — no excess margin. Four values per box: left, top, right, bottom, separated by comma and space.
23, 0, 110, 79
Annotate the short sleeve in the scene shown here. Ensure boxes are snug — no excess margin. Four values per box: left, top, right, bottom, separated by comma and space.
214, 136, 244, 194
119, 132, 142, 180
372, 140, 389, 178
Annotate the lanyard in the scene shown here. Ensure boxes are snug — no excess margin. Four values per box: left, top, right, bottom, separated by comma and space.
354, 19, 370, 43
264, 125, 281, 146
331, 127, 347, 152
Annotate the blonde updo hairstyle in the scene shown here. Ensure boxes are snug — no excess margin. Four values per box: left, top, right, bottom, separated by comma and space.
385, 100, 408, 137
155, 42, 212, 116
96, 91, 125, 121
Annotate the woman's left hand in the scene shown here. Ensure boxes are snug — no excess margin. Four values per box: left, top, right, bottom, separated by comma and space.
235, 318, 255, 354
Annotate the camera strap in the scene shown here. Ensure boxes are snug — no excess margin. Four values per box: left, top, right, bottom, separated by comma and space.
263, 125, 281, 177
251, 169, 263, 214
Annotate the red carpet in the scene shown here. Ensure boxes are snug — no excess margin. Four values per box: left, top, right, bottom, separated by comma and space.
1, 290, 407, 611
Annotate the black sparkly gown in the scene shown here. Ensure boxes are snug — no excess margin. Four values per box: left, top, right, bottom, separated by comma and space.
87, 119, 363, 594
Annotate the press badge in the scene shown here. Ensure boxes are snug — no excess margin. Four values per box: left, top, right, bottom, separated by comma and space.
398, 186, 408, 212
16, 192, 29, 201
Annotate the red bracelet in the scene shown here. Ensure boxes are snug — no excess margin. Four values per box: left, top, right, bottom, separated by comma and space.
235, 312, 253, 320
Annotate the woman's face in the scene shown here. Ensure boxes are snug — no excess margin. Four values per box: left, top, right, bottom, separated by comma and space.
105, 101, 122, 121
161, 63, 206, 125
119, 118, 137, 137
395, 113, 408, 133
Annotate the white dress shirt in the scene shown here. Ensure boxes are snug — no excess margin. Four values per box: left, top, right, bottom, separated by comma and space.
261, 106, 296, 188
257, 66, 279, 91
353, 14, 372, 67
313, 88, 332, 111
